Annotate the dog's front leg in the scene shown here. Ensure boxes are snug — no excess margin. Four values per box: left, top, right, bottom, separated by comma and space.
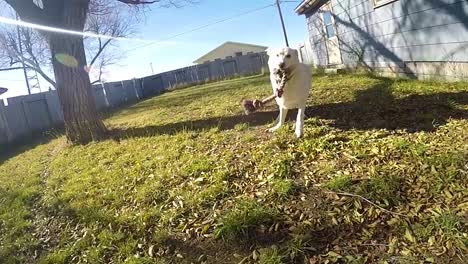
295, 106, 305, 138
269, 107, 288, 133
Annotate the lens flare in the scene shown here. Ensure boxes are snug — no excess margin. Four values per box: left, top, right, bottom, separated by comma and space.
55, 53, 78, 68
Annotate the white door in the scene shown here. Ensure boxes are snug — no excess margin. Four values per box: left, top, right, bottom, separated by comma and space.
321, 4, 342, 65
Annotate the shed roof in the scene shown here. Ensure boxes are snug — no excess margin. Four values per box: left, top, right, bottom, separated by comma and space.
193, 41, 267, 64
295, 0, 322, 15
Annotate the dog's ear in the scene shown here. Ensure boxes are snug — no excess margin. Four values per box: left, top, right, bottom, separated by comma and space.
266, 47, 275, 56
291, 48, 299, 58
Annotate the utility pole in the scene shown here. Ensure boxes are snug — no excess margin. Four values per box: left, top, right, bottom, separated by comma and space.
276, 0, 290, 47
150, 63, 155, 74
16, 13, 31, 94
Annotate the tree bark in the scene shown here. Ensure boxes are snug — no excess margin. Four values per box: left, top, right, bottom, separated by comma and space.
48, 0, 107, 144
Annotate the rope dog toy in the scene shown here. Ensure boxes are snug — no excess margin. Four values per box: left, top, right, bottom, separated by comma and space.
243, 68, 290, 115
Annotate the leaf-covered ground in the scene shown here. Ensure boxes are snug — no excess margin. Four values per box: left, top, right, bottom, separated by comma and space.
1, 73, 467, 264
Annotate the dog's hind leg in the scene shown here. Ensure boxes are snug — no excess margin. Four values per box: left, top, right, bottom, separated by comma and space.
269, 107, 288, 133
295, 106, 305, 138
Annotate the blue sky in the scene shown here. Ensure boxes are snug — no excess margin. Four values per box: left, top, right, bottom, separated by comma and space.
0, 0, 308, 100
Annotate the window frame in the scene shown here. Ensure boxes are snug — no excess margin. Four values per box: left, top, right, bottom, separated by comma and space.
321, 10, 336, 39
373, 0, 399, 9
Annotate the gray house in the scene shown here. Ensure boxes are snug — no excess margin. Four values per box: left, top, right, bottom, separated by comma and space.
296, 0, 468, 80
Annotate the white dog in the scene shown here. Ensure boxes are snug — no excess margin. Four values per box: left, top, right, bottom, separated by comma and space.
267, 47, 311, 137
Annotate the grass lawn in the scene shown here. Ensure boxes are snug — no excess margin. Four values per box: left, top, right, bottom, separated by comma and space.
1, 73, 467, 264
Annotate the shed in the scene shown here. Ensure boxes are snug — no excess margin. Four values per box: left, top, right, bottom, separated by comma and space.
296, 0, 468, 80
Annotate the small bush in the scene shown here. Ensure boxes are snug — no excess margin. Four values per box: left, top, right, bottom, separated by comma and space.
215, 199, 277, 240
234, 123, 249, 131
324, 175, 353, 192
357, 174, 402, 206
274, 155, 295, 178
258, 246, 283, 264
271, 179, 294, 197
433, 212, 465, 238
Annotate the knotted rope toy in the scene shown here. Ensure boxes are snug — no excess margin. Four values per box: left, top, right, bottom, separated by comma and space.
243, 68, 290, 115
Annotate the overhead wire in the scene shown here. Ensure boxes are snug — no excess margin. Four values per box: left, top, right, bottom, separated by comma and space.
0, 2, 278, 52
123, 3, 277, 52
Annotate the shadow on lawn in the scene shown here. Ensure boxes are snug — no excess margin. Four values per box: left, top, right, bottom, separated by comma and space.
111, 80, 468, 139
0, 128, 63, 164
308, 84, 468, 132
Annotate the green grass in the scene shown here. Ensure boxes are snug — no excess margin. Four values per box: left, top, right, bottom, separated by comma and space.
270, 178, 295, 198
215, 199, 278, 240
1, 73, 468, 263
324, 174, 353, 192
258, 246, 283, 264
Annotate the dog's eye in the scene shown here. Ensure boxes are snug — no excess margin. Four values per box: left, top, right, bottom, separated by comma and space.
286, 54, 291, 58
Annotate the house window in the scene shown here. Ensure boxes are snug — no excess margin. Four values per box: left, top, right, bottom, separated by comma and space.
373, 0, 398, 8
322, 11, 335, 38
235, 52, 243, 56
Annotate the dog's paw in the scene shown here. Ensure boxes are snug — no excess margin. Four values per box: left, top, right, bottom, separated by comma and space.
295, 129, 303, 138
268, 126, 281, 133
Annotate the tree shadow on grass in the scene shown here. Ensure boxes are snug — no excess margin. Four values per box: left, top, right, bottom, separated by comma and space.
110, 110, 280, 139
0, 127, 63, 164
111, 81, 468, 140
143, 209, 383, 263
307, 81, 468, 132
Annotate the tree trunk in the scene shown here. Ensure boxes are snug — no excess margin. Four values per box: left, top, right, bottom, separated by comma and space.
48, 0, 107, 144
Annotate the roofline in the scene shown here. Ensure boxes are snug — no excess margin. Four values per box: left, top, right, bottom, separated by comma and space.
295, 0, 321, 15
223, 41, 268, 50
193, 41, 268, 63
0, 87, 7, 95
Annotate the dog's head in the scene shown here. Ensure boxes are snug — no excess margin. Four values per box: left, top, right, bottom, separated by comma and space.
266, 47, 300, 71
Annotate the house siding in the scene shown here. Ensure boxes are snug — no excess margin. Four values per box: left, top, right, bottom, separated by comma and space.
307, 12, 329, 66
304, 0, 468, 80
